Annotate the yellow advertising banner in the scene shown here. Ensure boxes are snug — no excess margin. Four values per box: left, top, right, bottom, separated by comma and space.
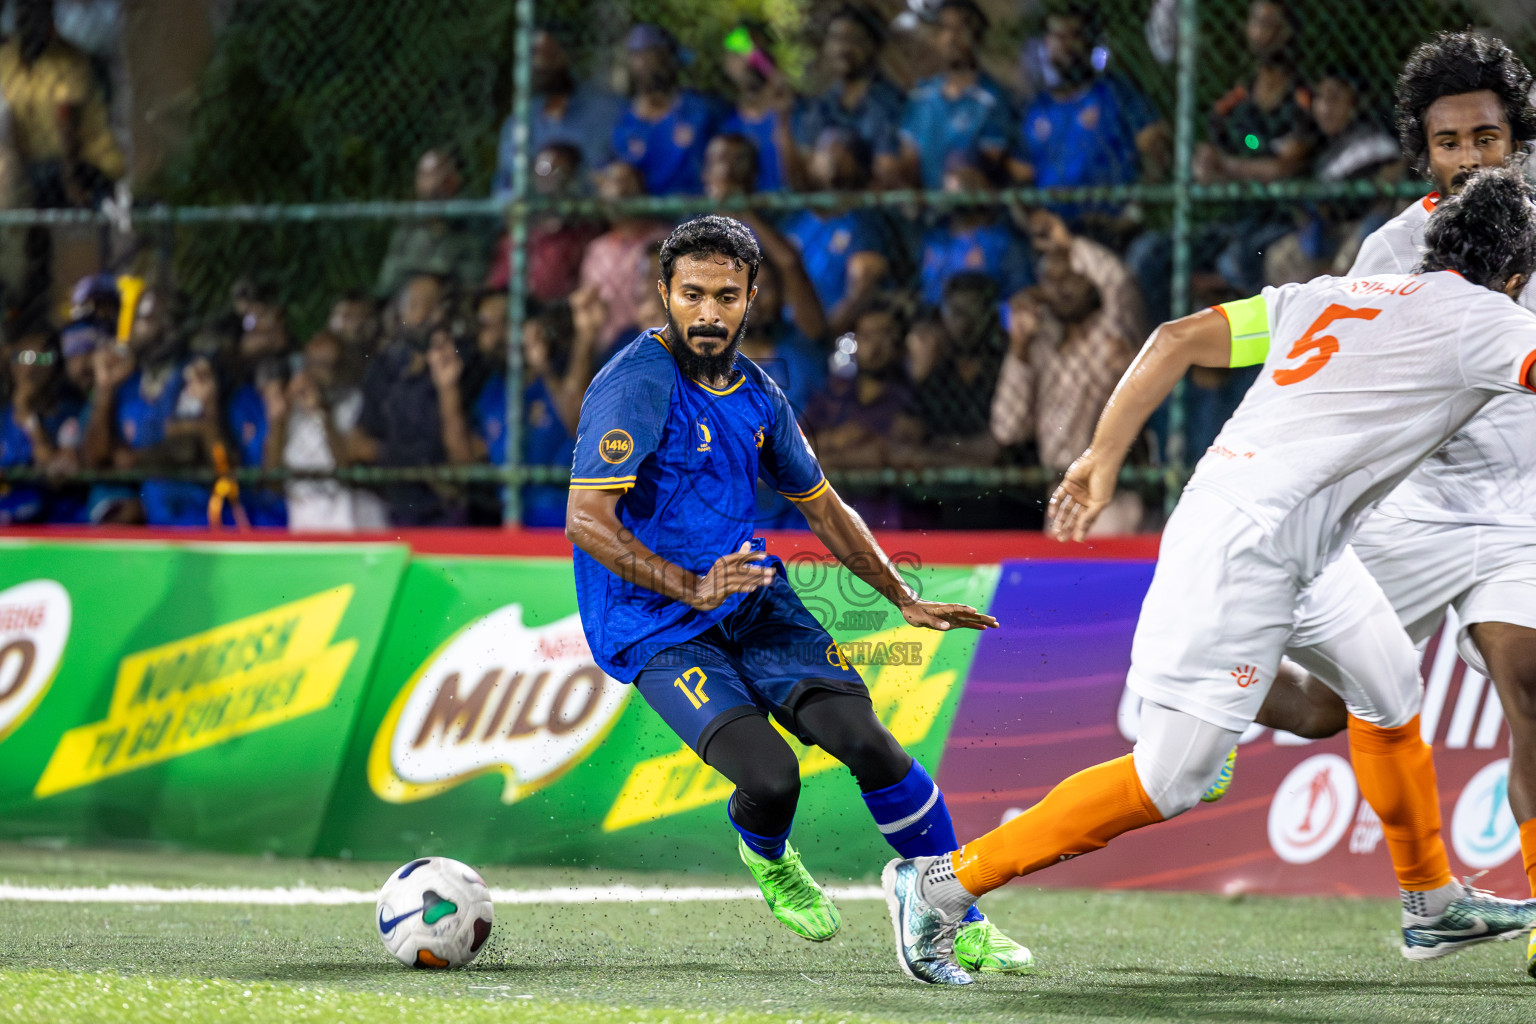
35, 585, 357, 797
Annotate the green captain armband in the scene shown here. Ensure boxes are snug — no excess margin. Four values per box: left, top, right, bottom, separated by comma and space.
1213, 294, 1270, 367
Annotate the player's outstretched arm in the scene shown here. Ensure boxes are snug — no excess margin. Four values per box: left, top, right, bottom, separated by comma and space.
797, 486, 998, 632
1048, 307, 1234, 542
566, 489, 774, 611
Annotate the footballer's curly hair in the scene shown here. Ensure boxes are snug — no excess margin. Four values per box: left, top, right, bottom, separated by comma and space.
1396, 31, 1536, 178
659, 215, 762, 290
1417, 164, 1536, 289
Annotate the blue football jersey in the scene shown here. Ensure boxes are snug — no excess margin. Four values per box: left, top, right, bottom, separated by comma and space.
571, 330, 827, 681
475, 373, 574, 528
720, 109, 787, 192
612, 91, 724, 196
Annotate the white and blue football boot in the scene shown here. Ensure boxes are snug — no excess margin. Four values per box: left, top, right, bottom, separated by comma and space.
882, 857, 975, 986
1401, 881, 1536, 960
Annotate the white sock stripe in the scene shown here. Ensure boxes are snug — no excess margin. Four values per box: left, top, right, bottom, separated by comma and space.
876, 782, 940, 835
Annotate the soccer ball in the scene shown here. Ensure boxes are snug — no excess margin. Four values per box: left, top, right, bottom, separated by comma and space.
376, 856, 494, 968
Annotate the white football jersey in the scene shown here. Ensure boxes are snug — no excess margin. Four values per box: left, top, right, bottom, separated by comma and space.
1186, 271, 1536, 576
1351, 194, 1536, 526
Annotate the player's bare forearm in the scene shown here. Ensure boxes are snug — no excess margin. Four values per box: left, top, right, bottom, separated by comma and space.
566, 488, 773, 611
797, 486, 911, 607
82, 393, 120, 469
799, 487, 999, 630
436, 386, 477, 466
1049, 308, 1235, 541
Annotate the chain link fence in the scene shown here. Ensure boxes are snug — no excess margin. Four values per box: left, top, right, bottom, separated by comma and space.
0, 0, 1530, 531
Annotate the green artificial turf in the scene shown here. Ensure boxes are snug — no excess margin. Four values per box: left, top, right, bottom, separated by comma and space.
0, 841, 1531, 1024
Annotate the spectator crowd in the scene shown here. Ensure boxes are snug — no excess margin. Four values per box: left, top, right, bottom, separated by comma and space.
0, 0, 1410, 532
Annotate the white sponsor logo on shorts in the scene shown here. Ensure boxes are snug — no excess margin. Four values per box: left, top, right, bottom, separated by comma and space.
1451, 759, 1520, 869
1268, 754, 1358, 864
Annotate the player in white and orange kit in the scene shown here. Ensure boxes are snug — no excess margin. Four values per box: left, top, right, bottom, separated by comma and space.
881, 166, 1536, 985
1206, 36, 1536, 977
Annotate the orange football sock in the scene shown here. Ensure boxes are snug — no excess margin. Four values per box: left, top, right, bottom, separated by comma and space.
1520, 819, 1536, 898
1346, 715, 1453, 891
952, 754, 1163, 897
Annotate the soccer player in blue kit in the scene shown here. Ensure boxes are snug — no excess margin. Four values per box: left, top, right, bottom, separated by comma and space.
565, 216, 1033, 972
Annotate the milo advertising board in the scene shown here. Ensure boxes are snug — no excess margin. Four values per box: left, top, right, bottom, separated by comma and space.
315, 555, 999, 877
0, 540, 406, 854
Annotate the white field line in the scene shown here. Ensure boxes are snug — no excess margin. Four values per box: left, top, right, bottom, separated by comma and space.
0, 882, 886, 905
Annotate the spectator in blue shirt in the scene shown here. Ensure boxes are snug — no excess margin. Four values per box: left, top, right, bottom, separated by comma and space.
702, 131, 829, 344
60, 316, 104, 404
470, 288, 605, 528
612, 24, 724, 196
794, 5, 906, 189
230, 300, 291, 527
738, 256, 826, 420
897, 0, 1017, 188
719, 23, 796, 193
919, 150, 1035, 308
781, 128, 892, 335
1017, 4, 1169, 230
0, 326, 83, 523
81, 289, 243, 527
66, 275, 121, 394
493, 29, 622, 198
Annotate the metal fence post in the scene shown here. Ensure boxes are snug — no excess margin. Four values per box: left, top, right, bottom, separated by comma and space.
502, 0, 535, 528
1166, 0, 1199, 501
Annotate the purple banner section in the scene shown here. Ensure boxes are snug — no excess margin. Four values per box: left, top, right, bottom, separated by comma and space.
941, 560, 1150, 846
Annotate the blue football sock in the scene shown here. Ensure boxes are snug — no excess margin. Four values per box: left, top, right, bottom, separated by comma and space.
863, 759, 984, 924
729, 799, 790, 860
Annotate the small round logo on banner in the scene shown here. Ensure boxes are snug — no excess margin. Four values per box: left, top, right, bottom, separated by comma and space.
0, 579, 71, 745
1268, 753, 1357, 864
1451, 759, 1519, 869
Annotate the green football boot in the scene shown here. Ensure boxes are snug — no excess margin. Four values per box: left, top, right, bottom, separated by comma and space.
955, 916, 1034, 974
739, 838, 841, 942
1201, 745, 1238, 803
1527, 928, 1536, 979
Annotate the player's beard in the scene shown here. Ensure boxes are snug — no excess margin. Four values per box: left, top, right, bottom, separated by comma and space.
664, 308, 749, 385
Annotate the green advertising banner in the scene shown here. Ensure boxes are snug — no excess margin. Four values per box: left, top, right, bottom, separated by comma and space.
0, 540, 408, 855
315, 555, 1000, 877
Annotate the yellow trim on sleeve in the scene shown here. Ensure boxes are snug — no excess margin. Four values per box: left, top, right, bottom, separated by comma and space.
780, 478, 830, 502
569, 481, 636, 492
570, 475, 637, 484
1213, 294, 1271, 368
